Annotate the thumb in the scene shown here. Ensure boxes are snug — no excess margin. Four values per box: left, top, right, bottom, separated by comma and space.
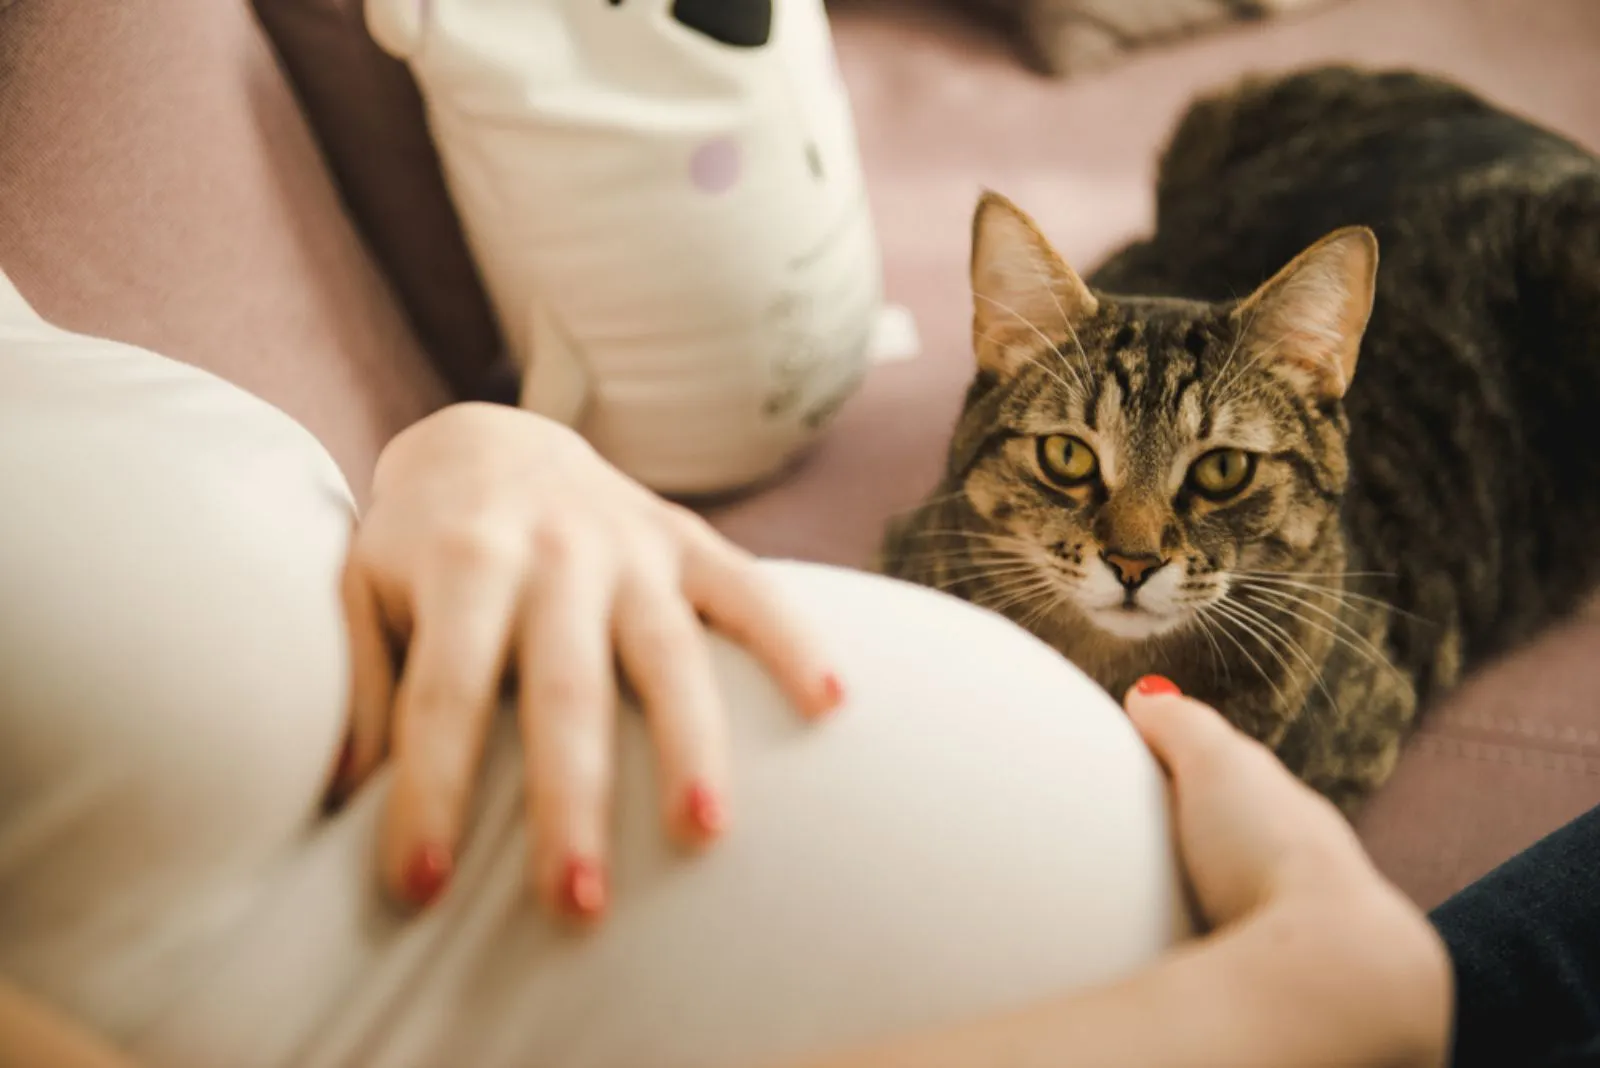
1123, 676, 1256, 785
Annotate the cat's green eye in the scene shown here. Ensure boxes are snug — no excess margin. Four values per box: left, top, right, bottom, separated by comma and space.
1036, 434, 1099, 488
1188, 448, 1257, 501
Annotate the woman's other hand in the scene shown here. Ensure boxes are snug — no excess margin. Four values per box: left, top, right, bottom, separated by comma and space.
335, 403, 842, 919
1121, 677, 1453, 1067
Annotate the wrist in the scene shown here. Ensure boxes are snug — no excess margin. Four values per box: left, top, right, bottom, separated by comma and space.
1248, 884, 1451, 1068
1349, 886, 1453, 1068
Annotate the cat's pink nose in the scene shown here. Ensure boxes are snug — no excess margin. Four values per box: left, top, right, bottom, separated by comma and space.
1102, 550, 1166, 590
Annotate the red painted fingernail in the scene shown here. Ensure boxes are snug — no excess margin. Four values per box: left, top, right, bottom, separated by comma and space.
334, 737, 354, 781
685, 782, 726, 836
1134, 675, 1182, 697
403, 844, 453, 907
819, 672, 845, 712
560, 858, 607, 919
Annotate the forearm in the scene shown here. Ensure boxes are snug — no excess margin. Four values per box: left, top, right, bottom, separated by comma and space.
788, 889, 1450, 1068
0, 977, 135, 1068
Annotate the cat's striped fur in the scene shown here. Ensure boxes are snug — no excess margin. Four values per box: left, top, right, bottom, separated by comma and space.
882, 67, 1600, 810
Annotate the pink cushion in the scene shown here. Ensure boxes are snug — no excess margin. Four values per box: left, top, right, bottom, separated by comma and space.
0, 0, 449, 501
251, 0, 508, 399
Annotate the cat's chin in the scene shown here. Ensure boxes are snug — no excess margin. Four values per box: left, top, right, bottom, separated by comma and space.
1084, 605, 1188, 642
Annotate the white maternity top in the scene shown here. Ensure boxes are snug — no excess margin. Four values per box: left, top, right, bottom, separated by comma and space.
0, 269, 1188, 1068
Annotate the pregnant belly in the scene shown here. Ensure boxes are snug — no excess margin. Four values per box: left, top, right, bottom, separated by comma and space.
137, 562, 1190, 1068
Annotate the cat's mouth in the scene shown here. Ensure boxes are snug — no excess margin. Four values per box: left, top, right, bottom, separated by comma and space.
1083, 601, 1187, 641
1066, 559, 1193, 642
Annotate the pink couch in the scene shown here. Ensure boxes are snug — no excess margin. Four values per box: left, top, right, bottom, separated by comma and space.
3, 0, 1599, 912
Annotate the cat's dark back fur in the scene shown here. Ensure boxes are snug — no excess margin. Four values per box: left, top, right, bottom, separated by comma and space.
1107, 67, 1600, 667
883, 66, 1600, 808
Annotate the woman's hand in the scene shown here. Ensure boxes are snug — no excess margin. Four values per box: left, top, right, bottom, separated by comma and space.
334, 403, 842, 919
1117, 677, 1453, 1067
1123, 676, 1407, 926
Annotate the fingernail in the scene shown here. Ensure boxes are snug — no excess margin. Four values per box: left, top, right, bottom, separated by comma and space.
819, 672, 845, 713
1134, 675, 1182, 697
403, 844, 453, 907
685, 782, 726, 837
560, 858, 608, 919
334, 737, 354, 781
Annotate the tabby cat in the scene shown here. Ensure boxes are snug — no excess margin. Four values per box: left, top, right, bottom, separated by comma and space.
881, 66, 1600, 809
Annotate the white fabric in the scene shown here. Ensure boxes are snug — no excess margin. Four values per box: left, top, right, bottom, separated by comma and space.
0, 269, 1189, 1068
365, 0, 884, 495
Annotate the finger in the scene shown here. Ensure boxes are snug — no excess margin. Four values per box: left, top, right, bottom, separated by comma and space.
519, 537, 618, 922
615, 570, 731, 850
381, 542, 524, 908
1123, 676, 1273, 786
336, 554, 396, 803
681, 532, 842, 719
1125, 676, 1367, 888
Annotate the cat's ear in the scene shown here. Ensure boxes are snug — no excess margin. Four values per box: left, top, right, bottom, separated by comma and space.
1234, 226, 1379, 401
970, 190, 1098, 378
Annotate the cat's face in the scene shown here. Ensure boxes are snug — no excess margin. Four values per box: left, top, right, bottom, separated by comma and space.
953, 192, 1377, 647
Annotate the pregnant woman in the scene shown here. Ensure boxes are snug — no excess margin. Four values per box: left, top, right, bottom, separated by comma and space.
0, 267, 1449, 1068
14, 0, 1600, 1058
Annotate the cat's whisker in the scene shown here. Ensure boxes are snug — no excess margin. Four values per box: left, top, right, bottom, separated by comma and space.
880, 539, 1044, 584
887, 549, 1040, 572
1215, 333, 1307, 410
977, 570, 1052, 603
1220, 595, 1341, 717
1020, 259, 1095, 394
971, 293, 1080, 387
1018, 593, 1065, 632
1205, 300, 1258, 406
890, 543, 1037, 564
1232, 573, 1431, 626
1233, 584, 1411, 689
1013, 573, 1071, 631
1210, 326, 1290, 406
1055, 316, 1093, 390
885, 549, 1048, 576
1011, 565, 1075, 633
969, 576, 1054, 613
1234, 579, 1393, 649
1209, 327, 1298, 408
1231, 568, 1396, 581
971, 292, 1086, 398
979, 574, 1063, 624
1185, 606, 1233, 686
893, 525, 1033, 542
1199, 600, 1289, 710
1233, 596, 1399, 687
926, 561, 1042, 591
924, 560, 1040, 584
940, 548, 1042, 582
1210, 598, 1310, 697
925, 549, 1039, 567
892, 528, 1051, 557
